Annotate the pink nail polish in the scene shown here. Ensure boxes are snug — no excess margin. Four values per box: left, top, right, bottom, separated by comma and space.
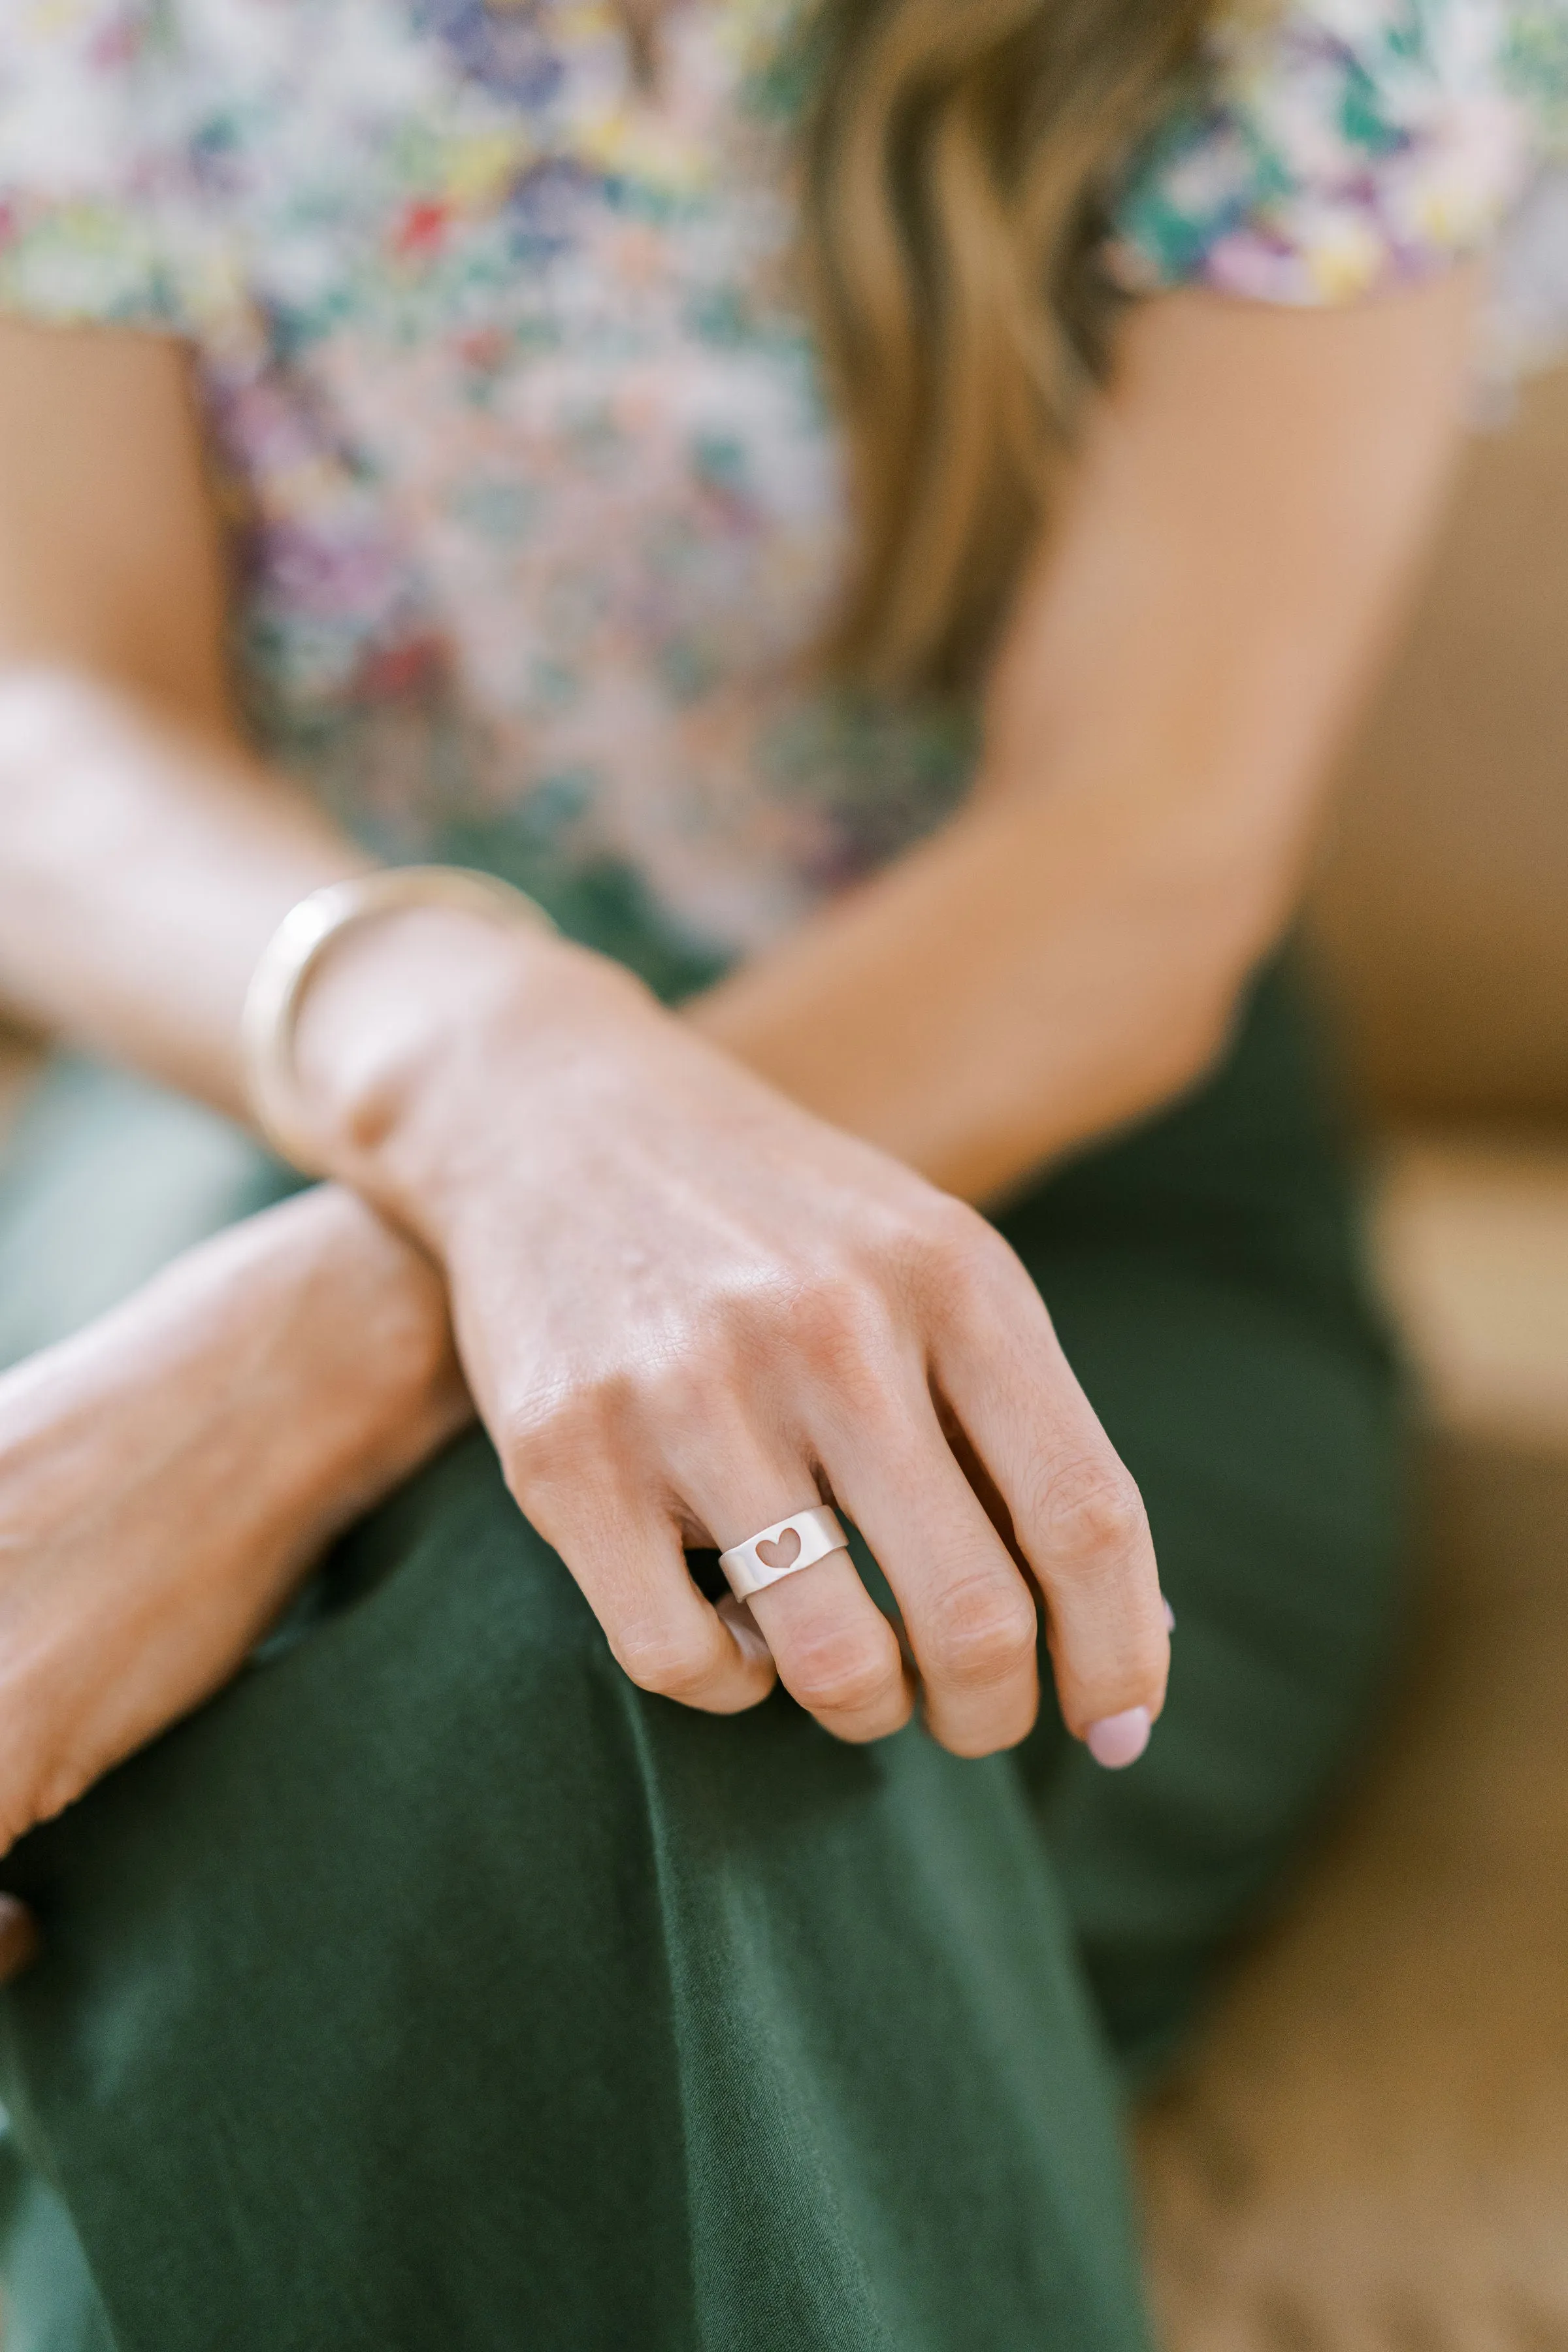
1163, 1598, 1176, 1633
1086, 1706, 1152, 1769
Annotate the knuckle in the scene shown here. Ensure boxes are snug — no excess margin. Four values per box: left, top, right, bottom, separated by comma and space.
925, 1575, 1038, 1690
502, 1380, 623, 1487
636, 1362, 732, 1462
791, 1267, 890, 1379
612, 1619, 718, 1701
634, 1361, 773, 1501
634, 1345, 738, 1429
1039, 1455, 1149, 1574
922, 1196, 999, 1268
911, 1200, 1015, 1298
787, 1624, 900, 1718
640, 1362, 772, 1494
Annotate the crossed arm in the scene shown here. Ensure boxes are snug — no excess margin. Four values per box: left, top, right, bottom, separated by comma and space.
0, 274, 1473, 1846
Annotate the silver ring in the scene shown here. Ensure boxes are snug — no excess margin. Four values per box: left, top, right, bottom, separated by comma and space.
719, 1505, 848, 1601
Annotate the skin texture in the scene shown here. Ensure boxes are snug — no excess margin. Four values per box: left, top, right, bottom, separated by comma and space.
0, 1190, 467, 1850
0, 271, 1475, 1889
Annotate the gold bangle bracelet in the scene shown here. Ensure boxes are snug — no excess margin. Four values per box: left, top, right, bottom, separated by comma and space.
239, 865, 558, 1173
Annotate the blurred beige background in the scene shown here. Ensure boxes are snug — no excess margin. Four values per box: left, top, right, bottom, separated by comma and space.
1140, 357, 1568, 2348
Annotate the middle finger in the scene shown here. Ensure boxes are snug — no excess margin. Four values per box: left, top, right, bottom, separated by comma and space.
814, 1380, 1041, 1758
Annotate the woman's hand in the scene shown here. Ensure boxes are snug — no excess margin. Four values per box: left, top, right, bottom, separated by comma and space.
0, 1186, 466, 1859
0, 282, 1473, 1776
294, 912, 1170, 1760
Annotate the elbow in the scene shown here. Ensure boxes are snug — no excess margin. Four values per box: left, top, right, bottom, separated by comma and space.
1158, 966, 1250, 1102
1134, 867, 1298, 1115
1128, 973, 1239, 1120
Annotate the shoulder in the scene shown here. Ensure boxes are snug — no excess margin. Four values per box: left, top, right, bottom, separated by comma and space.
1109, 0, 1543, 304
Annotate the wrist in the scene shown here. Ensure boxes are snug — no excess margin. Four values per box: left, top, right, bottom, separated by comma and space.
0, 1186, 466, 1851
287, 907, 653, 1239
38, 1185, 466, 1548
249, 1187, 472, 1536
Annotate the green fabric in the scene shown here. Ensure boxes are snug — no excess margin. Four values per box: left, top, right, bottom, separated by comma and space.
0, 960, 1403, 2351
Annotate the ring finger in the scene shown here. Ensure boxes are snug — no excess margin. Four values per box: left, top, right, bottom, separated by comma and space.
679, 1443, 913, 1744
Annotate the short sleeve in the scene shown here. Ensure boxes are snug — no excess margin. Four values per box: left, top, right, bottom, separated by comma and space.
1504, 0, 1568, 156
1107, 0, 1543, 305
0, 1, 244, 342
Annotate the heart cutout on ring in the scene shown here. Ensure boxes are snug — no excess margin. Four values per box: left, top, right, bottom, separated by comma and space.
755, 1527, 802, 1573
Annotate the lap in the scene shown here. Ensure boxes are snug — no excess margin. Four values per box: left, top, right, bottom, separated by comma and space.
0, 1435, 1148, 2351
0, 956, 1401, 2348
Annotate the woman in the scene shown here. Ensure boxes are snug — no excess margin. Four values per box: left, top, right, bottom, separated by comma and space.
0, 0, 1554, 2342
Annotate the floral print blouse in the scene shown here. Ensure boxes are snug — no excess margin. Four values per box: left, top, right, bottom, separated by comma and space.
0, 0, 1561, 984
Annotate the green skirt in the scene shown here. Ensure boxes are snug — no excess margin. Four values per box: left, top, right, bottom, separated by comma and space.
0, 961, 1402, 2352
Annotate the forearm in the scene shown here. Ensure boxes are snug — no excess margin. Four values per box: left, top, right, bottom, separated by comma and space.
691, 282, 1477, 1198
3, 1180, 468, 1585
0, 671, 366, 1114
0, 1182, 468, 1840
0, 280, 1473, 1206
689, 779, 1277, 1202
0, 642, 1352, 1225
0, 664, 1235, 1209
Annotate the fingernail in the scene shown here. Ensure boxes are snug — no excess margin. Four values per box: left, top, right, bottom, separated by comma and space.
0, 1897, 39, 1984
1086, 1706, 1152, 1770
1163, 1598, 1176, 1633
717, 1594, 773, 1669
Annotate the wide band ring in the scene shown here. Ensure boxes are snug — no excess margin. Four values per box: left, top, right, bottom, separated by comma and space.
719, 1505, 848, 1602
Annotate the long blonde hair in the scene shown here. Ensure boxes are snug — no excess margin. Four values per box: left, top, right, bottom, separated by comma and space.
800, 0, 1220, 690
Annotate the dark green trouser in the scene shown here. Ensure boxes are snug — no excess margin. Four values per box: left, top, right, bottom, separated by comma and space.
0, 962, 1403, 2352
